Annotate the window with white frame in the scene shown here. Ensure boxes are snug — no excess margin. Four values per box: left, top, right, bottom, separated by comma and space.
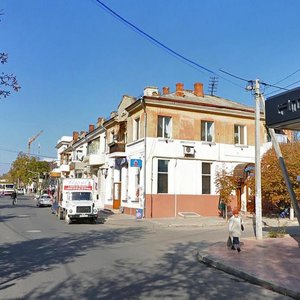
202, 162, 211, 194
201, 121, 214, 142
157, 159, 169, 193
234, 124, 246, 145
157, 116, 172, 138
134, 117, 140, 141
87, 139, 100, 155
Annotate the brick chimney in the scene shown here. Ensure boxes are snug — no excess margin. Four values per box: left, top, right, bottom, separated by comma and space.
73, 131, 79, 142
89, 124, 95, 132
176, 83, 184, 97
162, 86, 170, 95
194, 82, 204, 97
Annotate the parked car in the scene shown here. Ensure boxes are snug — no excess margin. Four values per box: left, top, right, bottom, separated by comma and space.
37, 194, 52, 207
17, 188, 25, 195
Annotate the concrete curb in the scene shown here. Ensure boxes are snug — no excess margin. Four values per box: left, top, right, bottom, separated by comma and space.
197, 251, 300, 299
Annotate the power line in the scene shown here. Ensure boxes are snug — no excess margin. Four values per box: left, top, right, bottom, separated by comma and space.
219, 69, 249, 82
260, 82, 289, 91
265, 79, 300, 97
264, 67, 300, 96
272, 67, 300, 86
93, 0, 214, 74
92, 1, 298, 96
284, 79, 300, 89
92, 0, 246, 90
0, 147, 56, 159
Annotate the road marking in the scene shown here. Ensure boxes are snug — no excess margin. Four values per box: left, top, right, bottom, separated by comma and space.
18, 215, 30, 218
26, 230, 41, 233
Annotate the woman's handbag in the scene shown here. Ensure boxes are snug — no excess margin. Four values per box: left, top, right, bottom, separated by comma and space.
241, 224, 244, 231
227, 236, 232, 247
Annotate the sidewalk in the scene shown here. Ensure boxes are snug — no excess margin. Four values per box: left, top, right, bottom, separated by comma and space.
101, 209, 298, 229
197, 224, 300, 299
102, 211, 300, 298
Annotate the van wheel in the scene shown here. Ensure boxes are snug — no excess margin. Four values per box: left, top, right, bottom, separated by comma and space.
90, 218, 97, 224
65, 214, 72, 224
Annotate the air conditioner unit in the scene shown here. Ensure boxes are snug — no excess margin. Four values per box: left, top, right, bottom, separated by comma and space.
183, 146, 195, 155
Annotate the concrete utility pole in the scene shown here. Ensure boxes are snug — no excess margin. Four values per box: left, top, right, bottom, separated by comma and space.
254, 79, 263, 240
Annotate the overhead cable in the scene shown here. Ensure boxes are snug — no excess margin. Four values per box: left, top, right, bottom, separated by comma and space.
272, 68, 300, 86
92, 1, 295, 94
92, 0, 246, 89
0, 147, 56, 159
219, 69, 249, 82
93, 0, 214, 74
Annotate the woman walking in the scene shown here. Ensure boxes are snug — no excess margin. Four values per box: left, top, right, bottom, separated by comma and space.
228, 208, 244, 252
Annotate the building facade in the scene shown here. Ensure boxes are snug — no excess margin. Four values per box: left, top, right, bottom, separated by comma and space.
53, 82, 284, 218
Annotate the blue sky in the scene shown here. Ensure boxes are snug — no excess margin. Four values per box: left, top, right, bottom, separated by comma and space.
1, 0, 300, 175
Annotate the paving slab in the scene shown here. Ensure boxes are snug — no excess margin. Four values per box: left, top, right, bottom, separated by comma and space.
198, 233, 300, 299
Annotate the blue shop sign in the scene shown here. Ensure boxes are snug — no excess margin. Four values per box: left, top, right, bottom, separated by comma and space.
130, 159, 142, 167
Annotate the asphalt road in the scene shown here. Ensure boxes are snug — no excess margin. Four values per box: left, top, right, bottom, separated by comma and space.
0, 196, 291, 300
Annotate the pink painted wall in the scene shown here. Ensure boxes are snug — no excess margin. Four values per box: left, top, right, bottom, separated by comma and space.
108, 194, 237, 219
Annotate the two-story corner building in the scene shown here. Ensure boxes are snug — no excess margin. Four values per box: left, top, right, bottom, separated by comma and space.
110, 82, 268, 218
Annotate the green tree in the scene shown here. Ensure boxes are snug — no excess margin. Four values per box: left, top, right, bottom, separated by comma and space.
261, 142, 300, 214
9, 153, 50, 187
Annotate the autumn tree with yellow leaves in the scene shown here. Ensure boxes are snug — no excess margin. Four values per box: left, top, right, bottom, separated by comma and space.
261, 142, 300, 214
215, 167, 238, 219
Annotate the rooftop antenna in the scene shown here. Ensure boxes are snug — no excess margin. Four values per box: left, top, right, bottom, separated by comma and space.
208, 76, 218, 96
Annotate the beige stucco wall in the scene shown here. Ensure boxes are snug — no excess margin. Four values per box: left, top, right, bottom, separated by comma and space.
127, 105, 265, 145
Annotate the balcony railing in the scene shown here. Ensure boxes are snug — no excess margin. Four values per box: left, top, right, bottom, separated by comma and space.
108, 142, 125, 153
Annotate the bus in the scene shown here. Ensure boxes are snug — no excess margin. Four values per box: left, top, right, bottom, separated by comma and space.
0, 182, 16, 196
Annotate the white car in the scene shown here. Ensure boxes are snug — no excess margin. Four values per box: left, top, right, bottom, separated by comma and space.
17, 188, 25, 195
37, 194, 52, 207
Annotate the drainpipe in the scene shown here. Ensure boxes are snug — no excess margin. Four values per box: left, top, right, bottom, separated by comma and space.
174, 159, 177, 217
141, 97, 147, 218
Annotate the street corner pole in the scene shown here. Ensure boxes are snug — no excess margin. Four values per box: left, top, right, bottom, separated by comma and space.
254, 79, 263, 240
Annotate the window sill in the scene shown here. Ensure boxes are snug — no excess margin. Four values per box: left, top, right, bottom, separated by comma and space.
157, 138, 174, 143
201, 141, 216, 146
234, 144, 248, 148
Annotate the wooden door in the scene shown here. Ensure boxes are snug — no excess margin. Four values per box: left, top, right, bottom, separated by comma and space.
113, 182, 121, 209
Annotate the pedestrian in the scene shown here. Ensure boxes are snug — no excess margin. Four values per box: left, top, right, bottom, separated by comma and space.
228, 208, 244, 252
218, 199, 226, 218
11, 190, 17, 206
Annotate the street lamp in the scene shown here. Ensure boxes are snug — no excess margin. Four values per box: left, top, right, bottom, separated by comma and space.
101, 167, 108, 177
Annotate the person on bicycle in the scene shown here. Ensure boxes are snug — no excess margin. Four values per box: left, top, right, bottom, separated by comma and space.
11, 190, 17, 205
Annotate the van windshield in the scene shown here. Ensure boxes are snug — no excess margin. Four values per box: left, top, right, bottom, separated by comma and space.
71, 192, 92, 201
